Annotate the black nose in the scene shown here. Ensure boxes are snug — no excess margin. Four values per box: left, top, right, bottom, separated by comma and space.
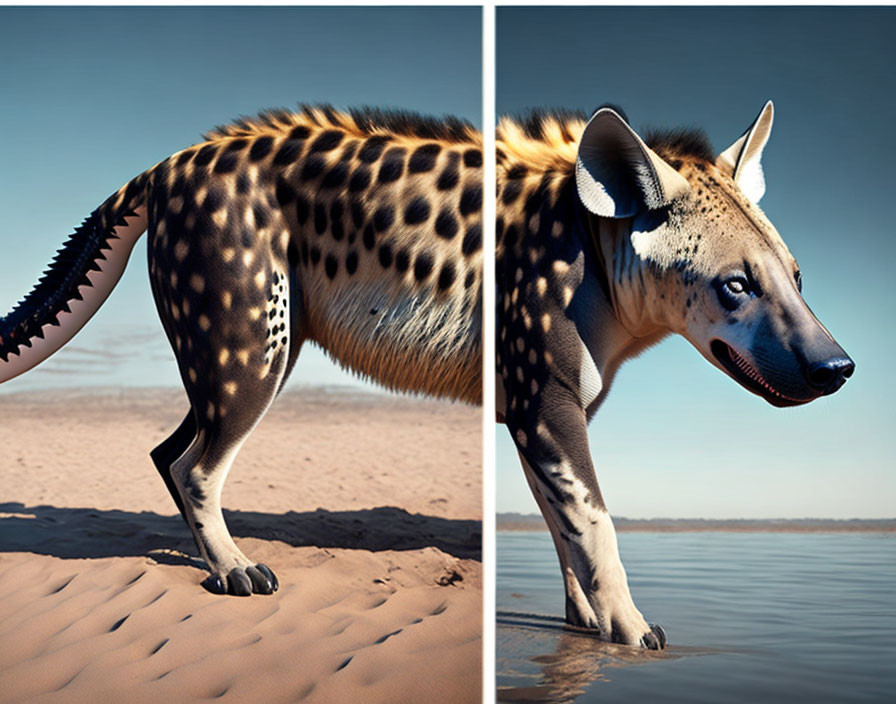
806, 356, 855, 395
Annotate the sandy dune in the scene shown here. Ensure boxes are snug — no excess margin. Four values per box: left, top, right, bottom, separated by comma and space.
0, 387, 481, 703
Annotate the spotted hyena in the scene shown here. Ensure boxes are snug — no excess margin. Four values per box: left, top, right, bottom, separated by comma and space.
0, 105, 482, 595
496, 102, 853, 649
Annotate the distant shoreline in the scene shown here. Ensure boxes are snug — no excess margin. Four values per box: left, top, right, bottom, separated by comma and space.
498, 514, 896, 533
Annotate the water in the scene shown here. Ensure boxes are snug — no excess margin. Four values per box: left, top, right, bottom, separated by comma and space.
497, 531, 896, 703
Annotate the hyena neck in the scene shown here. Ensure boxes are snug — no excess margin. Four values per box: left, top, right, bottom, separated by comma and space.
592, 214, 669, 342
497, 169, 653, 412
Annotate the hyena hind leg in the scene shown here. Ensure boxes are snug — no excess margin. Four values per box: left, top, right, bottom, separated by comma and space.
150, 249, 298, 593
149, 411, 196, 519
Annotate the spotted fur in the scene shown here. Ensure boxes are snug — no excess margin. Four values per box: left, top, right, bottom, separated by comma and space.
1, 104, 483, 594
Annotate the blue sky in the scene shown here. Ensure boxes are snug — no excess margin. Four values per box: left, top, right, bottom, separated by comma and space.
496, 6, 895, 518
0, 6, 481, 393
1, 6, 892, 519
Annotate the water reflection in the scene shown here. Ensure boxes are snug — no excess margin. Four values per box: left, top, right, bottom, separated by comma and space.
497, 611, 710, 703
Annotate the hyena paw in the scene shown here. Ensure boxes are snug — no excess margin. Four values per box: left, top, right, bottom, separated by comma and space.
202, 563, 279, 596
638, 624, 667, 650
608, 614, 666, 649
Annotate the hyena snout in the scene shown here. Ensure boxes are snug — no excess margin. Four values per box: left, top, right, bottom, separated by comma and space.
801, 344, 854, 396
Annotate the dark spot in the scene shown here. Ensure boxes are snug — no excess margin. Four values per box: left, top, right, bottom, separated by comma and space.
434, 210, 458, 240
321, 163, 348, 189
501, 180, 523, 205
275, 178, 296, 205
373, 205, 394, 233
236, 172, 250, 194
325, 254, 338, 279
507, 164, 528, 179
176, 149, 195, 166
202, 187, 224, 213
463, 149, 483, 168
358, 135, 392, 163
349, 167, 372, 192
378, 243, 393, 268
395, 249, 410, 272
273, 139, 303, 166
194, 144, 217, 167
301, 156, 326, 180
241, 226, 253, 248
462, 223, 482, 256
290, 125, 311, 140
345, 250, 358, 275
310, 130, 344, 153
295, 194, 310, 224
310, 246, 321, 265
350, 199, 365, 228
213, 151, 239, 174
438, 262, 456, 290
460, 184, 482, 216
330, 199, 345, 240
414, 252, 434, 282
253, 203, 270, 228
437, 152, 460, 190
378, 147, 405, 183
249, 137, 274, 162
170, 173, 186, 197
464, 270, 476, 289
408, 143, 441, 173
314, 203, 327, 235
404, 197, 431, 225
300, 240, 309, 265
363, 224, 375, 250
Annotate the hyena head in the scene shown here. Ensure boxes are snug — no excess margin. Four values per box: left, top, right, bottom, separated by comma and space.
577, 102, 853, 407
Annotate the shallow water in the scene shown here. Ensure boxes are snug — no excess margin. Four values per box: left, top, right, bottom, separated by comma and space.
497, 531, 896, 703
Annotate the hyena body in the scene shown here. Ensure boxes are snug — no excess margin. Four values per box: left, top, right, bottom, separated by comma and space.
496, 102, 853, 649
0, 105, 483, 595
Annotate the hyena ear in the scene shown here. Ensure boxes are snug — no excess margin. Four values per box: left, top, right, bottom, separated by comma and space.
575, 107, 691, 218
716, 101, 774, 203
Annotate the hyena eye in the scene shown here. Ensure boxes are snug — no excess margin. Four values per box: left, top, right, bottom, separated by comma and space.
724, 279, 748, 295
716, 275, 750, 310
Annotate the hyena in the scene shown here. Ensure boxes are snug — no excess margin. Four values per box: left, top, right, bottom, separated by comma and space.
0, 105, 483, 595
496, 102, 853, 649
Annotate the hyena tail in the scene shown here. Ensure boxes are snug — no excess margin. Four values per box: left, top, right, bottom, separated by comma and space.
0, 171, 152, 383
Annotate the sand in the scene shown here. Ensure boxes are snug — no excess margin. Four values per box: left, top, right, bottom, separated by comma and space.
0, 387, 482, 703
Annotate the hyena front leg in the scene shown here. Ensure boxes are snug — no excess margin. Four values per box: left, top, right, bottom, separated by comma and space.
506, 381, 665, 649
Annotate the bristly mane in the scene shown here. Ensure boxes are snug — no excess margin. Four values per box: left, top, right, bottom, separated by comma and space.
497, 108, 589, 173
644, 127, 715, 163
510, 108, 590, 142
347, 106, 478, 143
204, 103, 479, 144
498, 106, 718, 176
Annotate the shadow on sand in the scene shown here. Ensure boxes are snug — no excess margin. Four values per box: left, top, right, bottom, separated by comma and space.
0, 502, 481, 564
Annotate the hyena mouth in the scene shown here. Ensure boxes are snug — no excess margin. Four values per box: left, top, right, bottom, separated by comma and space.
710, 340, 811, 407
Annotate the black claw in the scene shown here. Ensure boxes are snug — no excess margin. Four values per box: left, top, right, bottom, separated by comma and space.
246, 565, 274, 595
640, 631, 659, 650
256, 563, 279, 592
202, 574, 227, 595
227, 568, 252, 596
651, 624, 667, 649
